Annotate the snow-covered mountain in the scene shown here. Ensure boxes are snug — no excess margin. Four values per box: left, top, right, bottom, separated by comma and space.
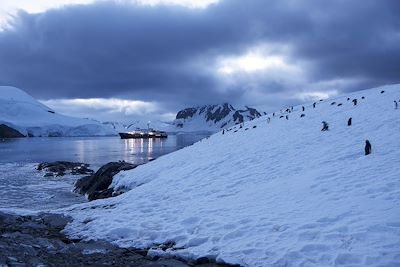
172, 103, 262, 132
102, 121, 127, 133
63, 84, 400, 266
0, 86, 117, 137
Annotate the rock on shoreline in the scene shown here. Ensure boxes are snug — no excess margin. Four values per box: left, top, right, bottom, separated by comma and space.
37, 161, 94, 177
0, 124, 25, 138
74, 161, 138, 201
36, 160, 136, 201
0, 212, 237, 267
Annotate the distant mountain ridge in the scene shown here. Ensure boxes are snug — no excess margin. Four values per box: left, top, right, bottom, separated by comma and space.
173, 103, 262, 131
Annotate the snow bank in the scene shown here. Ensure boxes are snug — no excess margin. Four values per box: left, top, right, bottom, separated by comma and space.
0, 86, 117, 137
63, 85, 400, 266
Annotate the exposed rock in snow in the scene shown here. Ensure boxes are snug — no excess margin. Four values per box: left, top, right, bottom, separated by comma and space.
0, 86, 117, 137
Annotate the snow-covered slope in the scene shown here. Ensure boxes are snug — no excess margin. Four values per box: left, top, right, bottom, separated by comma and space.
102, 121, 127, 133
172, 103, 262, 132
63, 85, 400, 266
0, 86, 117, 137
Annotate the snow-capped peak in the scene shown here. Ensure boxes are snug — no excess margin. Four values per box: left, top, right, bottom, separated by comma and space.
173, 103, 262, 131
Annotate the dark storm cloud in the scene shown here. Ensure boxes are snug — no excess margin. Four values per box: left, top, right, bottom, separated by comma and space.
293, 0, 400, 86
0, 0, 399, 110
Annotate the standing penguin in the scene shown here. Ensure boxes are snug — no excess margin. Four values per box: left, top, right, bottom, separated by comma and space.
313, 103, 316, 108
302, 106, 305, 111
365, 140, 372, 155
321, 121, 329, 131
352, 99, 357, 106
394, 101, 398, 109
347, 117, 352, 126
222, 129, 225, 135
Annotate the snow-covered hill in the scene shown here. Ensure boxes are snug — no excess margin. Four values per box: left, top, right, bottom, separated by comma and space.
63, 85, 400, 266
172, 103, 262, 132
0, 86, 117, 137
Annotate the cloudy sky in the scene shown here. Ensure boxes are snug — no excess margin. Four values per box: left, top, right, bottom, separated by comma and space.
0, 0, 399, 123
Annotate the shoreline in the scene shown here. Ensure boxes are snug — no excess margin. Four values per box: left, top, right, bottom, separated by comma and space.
0, 211, 238, 267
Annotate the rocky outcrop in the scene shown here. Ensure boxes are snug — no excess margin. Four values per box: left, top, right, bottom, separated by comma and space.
37, 161, 94, 177
74, 161, 138, 201
176, 107, 198, 120
205, 103, 234, 123
0, 212, 236, 267
0, 124, 25, 138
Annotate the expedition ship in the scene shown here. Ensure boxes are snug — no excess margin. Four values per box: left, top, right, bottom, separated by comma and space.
119, 128, 168, 139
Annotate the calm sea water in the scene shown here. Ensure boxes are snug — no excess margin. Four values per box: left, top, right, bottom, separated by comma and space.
0, 134, 209, 213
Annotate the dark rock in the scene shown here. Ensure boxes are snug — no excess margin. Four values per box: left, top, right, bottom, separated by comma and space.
88, 188, 114, 201
206, 103, 233, 123
232, 111, 244, 123
176, 107, 198, 120
37, 161, 94, 177
157, 241, 179, 251
0, 124, 25, 138
196, 257, 211, 264
74, 161, 138, 201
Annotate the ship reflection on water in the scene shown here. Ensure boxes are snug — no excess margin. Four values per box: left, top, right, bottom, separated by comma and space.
122, 133, 209, 164
124, 137, 164, 162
